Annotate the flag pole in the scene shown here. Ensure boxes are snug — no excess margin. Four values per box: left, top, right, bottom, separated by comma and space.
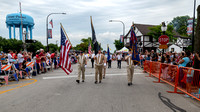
60, 23, 72, 46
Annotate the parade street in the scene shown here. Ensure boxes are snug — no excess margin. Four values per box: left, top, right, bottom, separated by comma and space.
0, 60, 200, 112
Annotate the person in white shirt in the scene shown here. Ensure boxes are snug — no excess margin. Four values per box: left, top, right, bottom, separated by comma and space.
8, 50, 13, 64
46, 51, 51, 67
91, 51, 95, 68
117, 52, 122, 69
17, 51, 24, 69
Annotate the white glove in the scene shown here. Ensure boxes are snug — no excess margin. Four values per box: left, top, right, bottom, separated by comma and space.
85, 65, 87, 68
104, 63, 106, 66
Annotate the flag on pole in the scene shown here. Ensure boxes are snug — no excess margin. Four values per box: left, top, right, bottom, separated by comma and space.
49, 19, 53, 28
59, 24, 72, 75
107, 44, 110, 61
90, 16, 99, 55
88, 41, 92, 55
130, 24, 140, 64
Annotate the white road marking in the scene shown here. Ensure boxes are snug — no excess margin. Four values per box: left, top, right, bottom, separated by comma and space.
43, 73, 144, 80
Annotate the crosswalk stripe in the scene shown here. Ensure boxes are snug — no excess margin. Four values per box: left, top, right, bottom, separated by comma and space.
43, 73, 144, 80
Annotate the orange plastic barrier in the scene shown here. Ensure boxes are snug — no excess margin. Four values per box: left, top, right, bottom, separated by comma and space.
176, 67, 200, 101
143, 60, 151, 76
143, 60, 200, 101
150, 61, 161, 78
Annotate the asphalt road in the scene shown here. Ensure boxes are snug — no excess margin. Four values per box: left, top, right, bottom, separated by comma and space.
0, 60, 200, 112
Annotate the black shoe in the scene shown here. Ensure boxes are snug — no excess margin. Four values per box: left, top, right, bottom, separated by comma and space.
76, 80, 80, 83
99, 81, 101, 83
130, 83, 133, 85
82, 80, 84, 82
128, 83, 131, 86
94, 81, 97, 84
103, 76, 105, 79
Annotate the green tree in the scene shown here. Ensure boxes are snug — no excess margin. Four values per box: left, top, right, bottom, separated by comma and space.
113, 40, 123, 50
73, 37, 100, 52
148, 25, 176, 42
169, 15, 190, 36
48, 43, 58, 52
0, 36, 23, 52
26, 40, 44, 53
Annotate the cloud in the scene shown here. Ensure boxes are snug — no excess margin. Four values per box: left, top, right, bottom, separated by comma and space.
0, 0, 199, 52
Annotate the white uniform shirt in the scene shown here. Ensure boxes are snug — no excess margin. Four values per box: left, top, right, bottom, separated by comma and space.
17, 53, 24, 63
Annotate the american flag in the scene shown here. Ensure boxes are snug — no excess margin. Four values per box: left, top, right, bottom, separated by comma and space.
88, 41, 92, 55
59, 24, 72, 75
49, 19, 53, 28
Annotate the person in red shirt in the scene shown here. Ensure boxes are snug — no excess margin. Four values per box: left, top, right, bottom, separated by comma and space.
36, 51, 41, 74
51, 52, 57, 69
39, 49, 46, 73
12, 51, 18, 60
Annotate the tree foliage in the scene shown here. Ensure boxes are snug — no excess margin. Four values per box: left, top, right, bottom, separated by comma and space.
113, 40, 123, 50
48, 43, 58, 53
148, 25, 176, 42
0, 36, 23, 52
26, 40, 44, 53
73, 37, 92, 52
169, 15, 190, 36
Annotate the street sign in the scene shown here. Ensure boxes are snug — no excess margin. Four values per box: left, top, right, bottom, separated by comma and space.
158, 35, 169, 45
159, 44, 168, 49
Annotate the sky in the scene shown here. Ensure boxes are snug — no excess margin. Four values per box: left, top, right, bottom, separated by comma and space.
0, 0, 200, 52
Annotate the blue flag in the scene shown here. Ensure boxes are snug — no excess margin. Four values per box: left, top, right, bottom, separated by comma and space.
130, 25, 140, 64
107, 45, 110, 61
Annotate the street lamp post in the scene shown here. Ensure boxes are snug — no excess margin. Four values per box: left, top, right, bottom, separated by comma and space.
46, 13, 66, 51
161, 22, 167, 53
109, 20, 125, 36
192, 0, 196, 53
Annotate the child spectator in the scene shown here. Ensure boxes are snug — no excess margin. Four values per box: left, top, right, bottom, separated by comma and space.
22, 60, 32, 79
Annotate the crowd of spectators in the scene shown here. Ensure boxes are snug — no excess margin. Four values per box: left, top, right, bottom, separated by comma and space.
0, 49, 60, 80
140, 50, 200, 69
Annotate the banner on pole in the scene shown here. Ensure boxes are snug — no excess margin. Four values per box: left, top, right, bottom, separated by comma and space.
48, 29, 52, 39
187, 18, 193, 35
120, 35, 123, 43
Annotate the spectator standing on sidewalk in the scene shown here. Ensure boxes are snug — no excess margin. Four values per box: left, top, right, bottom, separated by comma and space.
178, 51, 191, 67
17, 51, 24, 69
151, 50, 158, 61
193, 52, 200, 69
8, 50, 14, 64
0, 52, 5, 74
117, 52, 122, 69
39, 49, 46, 73
35, 51, 41, 74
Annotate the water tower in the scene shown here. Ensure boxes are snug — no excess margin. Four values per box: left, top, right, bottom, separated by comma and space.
6, 13, 35, 40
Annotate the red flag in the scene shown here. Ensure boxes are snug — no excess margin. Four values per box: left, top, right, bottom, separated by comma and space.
59, 24, 72, 75
49, 19, 53, 28
88, 42, 92, 55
